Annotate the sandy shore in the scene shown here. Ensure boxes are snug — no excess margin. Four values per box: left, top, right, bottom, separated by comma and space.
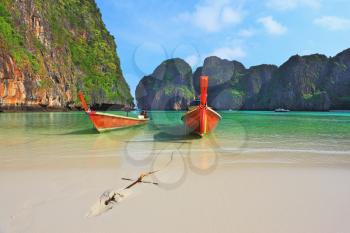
1, 149, 350, 233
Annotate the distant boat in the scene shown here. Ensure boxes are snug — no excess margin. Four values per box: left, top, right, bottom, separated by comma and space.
274, 108, 290, 112
78, 92, 149, 132
182, 76, 221, 137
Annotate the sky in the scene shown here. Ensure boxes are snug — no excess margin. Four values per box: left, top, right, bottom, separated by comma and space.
95, 0, 350, 97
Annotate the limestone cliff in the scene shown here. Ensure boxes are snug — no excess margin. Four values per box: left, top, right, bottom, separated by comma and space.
136, 58, 194, 110
0, 0, 133, 111
136, 48, 350, 111
193, 56, 246, 110
257, 54, 331, 111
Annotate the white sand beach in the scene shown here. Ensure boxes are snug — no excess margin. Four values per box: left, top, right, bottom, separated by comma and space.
1, 149, 350, 233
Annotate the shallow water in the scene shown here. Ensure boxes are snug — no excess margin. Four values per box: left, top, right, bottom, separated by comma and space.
0, 111, 349, 167
1, 111, 350, 233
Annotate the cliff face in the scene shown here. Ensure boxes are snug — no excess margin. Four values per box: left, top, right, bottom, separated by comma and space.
0, 0, 133, 111
193, 56, 246, 110
136, 58, 194, 110
257, 54, 331, 111
136, 48, 350, 111
240, 64, 278, 109
322, 49, 350, 109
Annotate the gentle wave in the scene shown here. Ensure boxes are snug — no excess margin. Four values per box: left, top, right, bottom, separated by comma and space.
219, 147, 350, 155
119, 147, 350, 155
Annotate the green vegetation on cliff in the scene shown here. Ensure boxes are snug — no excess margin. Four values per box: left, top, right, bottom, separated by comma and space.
0, 0, 132, 110
0, 2, 39, 72
41, 0, 130, 103
164, 85, 193, 99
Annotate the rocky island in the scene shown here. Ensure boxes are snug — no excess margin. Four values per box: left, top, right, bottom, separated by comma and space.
136, 49, 350, 111
135, 58, 194, 110
0, 0, 133, 111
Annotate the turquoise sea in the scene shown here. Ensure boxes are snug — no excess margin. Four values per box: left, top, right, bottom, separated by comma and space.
0, 111, 349, 168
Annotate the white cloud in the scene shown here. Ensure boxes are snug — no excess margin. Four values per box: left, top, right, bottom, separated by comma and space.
208, 46, 246, 60
176, 0, 244, 32
257, 16, 287, 35
238, 28, 256, 37
265, 0, 321, 11
314, 16, 350, 31
184, 45, 246, 66
184, 54, 200, 67
221, 7, 242, 24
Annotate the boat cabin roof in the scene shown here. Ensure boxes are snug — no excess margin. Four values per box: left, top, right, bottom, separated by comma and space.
190, 99, 200, 106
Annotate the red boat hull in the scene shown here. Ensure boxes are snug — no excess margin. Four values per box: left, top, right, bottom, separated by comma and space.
182, 107, 221, 137
78, 92, 148, 132
183, 75, 221, 136
87, 111, 148, 132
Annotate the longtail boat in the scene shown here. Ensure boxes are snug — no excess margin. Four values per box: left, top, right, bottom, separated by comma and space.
182, 76, 221, 137
78, 92, 149, 132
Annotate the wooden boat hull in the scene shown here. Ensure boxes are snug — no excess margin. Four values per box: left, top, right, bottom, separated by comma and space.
87, 111, 148, 132
274, 109, 290, 112
78, 92, 148, 133
182, 107, 221, 137
182, 75, 221, 137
